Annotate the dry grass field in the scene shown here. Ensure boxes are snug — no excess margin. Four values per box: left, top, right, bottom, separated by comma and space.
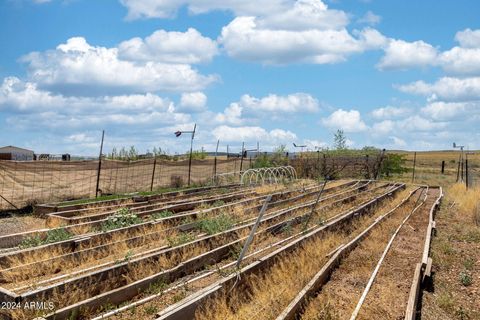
0, 150, 477, 320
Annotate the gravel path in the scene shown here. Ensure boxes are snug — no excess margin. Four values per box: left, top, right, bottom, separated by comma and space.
0, 216, 46, 237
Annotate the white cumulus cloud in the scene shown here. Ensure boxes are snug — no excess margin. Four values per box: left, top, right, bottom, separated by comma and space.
397, 77, 480, 102
215, 93, 319, 125
220, 16, 386, 64
20, 37, 217, 96
455, 28, 480, 48
420, 101, 479, 121
357, 11, 381, 26
321, 109, 368, 132
118, 28, 218, 64
212, 125, 296, 143
377, 39, 438, 70
119, 0, 292, 20
371, 106, 411, 119
178, 92, 207, 112
438, 46, 480, 76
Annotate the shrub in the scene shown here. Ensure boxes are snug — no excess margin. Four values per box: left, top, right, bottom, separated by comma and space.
381, 153, 408, 177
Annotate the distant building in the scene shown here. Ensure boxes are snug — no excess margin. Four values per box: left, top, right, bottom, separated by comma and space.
0, 145, 35, 161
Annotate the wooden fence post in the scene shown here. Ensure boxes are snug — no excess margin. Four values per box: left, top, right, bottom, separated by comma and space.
441, 160, 445, 174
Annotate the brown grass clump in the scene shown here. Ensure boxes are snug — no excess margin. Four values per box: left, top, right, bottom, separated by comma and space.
448, 183, 480, 225
254, 183, 285, 195
69, 222, 95, 235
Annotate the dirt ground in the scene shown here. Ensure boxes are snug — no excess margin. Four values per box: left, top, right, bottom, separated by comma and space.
0, 215, 45, 237
421, 187, 480, 320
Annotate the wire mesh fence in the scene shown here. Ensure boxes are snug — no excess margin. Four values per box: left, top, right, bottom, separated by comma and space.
0, 158, 249, 210
403, 151, 480, 187
1, 150, 476, 210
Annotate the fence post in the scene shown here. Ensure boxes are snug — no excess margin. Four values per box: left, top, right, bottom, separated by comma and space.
213, 139, 219, 184
465, 159, 469, 189
236, 195, 272, 269
461, 157, 464, 182
456, 154, 461, 182
150, 157, 157, 192
441, 160, 445, 174
95, 130, 105, 198
303, 180, 327, 230
412, 152, 416, 183
239, 142, 245, 173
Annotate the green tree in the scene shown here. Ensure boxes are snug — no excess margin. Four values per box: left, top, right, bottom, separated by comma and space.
334, 129, 347, 150
128, 146, 138, 160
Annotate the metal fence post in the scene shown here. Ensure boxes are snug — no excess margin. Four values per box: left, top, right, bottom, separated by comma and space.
303, 180, 327, 230
239, 142, 245, 173
461, 157, 464, 182
95, 130, 105, 198
456, 154, 461, 182
466, 159, 469, 189
150, 157, 157, 192
213, 139, 219, 184
441, 160, 445, 174
236, 195, 272, 269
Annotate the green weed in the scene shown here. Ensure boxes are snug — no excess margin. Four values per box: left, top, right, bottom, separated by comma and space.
195, 214, 235, 235
98, 208, 142, 232
19, 228, 73, 248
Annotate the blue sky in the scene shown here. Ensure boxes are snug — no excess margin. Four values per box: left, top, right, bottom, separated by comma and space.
1, 0, 479, 155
